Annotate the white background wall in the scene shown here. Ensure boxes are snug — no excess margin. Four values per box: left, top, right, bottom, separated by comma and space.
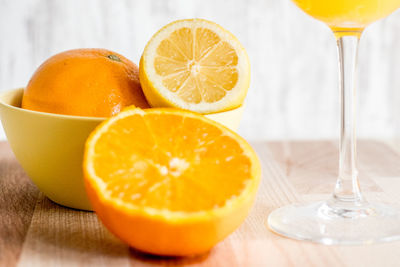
1, 0, 400, 141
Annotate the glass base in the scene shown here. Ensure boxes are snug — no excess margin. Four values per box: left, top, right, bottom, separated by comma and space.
268, 200, 400, 245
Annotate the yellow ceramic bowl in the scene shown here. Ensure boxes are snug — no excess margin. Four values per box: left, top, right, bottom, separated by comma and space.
0, 88, 243, 210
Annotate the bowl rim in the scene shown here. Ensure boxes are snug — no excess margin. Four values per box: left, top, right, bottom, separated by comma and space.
0, 88, 244, 121
0, 88, 106, 122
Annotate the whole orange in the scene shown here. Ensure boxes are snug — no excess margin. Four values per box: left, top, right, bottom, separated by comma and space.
22, 48, 150, 117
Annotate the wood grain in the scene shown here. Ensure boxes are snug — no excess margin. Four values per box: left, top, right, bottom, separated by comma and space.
1, 140, 400, 266
0, 143, 38, 266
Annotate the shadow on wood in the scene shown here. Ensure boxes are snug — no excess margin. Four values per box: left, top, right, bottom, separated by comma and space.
129, 247, 210, 266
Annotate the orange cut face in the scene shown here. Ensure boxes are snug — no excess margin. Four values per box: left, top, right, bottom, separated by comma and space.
83, 108, 261, 256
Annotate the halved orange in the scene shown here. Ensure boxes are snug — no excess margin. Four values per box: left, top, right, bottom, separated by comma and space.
83, 108, 261, 256
139, 19, 251, 114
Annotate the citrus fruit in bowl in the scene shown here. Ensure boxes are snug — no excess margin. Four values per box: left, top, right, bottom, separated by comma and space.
22, 48, 150, 117
84, 108, 261, 256
0, 17, 249, 215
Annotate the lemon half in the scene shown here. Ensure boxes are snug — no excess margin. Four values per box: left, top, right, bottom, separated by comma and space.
139, 19, 251, 114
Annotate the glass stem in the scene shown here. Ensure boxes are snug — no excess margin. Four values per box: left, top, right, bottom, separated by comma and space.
333, 33, 364, 204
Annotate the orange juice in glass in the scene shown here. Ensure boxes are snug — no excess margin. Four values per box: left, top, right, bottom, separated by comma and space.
292, 0, 399, 33
268, 1, 400, 244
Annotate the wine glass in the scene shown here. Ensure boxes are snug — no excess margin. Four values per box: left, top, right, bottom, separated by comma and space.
268, 0, 400, 244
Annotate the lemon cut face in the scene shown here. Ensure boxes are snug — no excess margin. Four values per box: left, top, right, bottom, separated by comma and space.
140, 19, 250, 114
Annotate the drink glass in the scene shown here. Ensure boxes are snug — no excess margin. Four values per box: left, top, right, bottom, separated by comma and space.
268, 0, 400, 244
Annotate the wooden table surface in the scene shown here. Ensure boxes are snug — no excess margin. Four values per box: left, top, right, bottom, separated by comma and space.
2, 140, 400, 267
